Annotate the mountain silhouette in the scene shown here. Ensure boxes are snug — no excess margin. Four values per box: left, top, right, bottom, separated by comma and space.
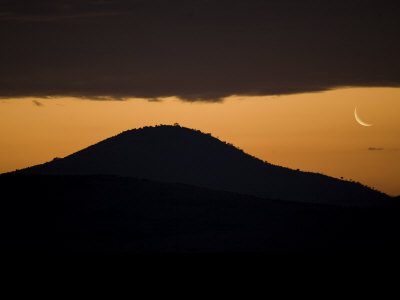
19, 125, 388, 206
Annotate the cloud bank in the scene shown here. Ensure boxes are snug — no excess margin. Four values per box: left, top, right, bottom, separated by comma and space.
1, 0, 400, 101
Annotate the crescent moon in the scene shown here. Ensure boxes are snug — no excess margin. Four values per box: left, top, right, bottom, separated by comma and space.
354, 107, 373, 127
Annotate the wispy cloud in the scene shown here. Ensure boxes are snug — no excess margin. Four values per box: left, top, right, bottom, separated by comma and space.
32, 100, 44, 107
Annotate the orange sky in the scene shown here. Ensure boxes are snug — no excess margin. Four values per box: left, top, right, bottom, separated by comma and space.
1, 87, 399, 195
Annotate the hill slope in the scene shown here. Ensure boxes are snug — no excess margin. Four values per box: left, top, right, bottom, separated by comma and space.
1, 174, 398, 254
20, 125, 388, 206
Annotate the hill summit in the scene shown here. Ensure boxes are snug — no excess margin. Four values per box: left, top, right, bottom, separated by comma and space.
20, 124, 388, 206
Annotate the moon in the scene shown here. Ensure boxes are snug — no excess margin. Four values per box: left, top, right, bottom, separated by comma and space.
354, 107, 373, 127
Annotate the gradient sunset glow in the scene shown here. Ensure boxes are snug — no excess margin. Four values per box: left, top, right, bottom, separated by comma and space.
1, 87, 399, 195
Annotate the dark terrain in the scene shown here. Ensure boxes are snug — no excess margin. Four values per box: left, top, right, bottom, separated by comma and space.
2, 125, 398, 255
0, 174, 399, 255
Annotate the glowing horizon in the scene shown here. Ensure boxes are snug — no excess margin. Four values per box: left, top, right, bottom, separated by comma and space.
1, 87, 399, 195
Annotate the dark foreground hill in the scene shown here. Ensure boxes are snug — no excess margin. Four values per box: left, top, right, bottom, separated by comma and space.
0, 174, 399, 255
19, 125, 388, 206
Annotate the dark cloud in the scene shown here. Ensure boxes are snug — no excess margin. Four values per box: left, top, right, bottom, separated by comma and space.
368, 147, 384, 151
1, 0, 400, 101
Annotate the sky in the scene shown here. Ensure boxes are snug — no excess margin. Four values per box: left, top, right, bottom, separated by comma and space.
1, 1, 399, 195
1, 87, 400, 195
